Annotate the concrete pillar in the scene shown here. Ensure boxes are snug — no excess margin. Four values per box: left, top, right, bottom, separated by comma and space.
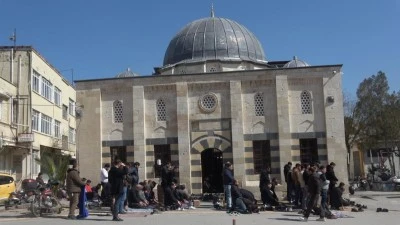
275, 75, 291, 183
76, 89, 102, 184
230, 81, 245, 184
176, 82, 192, 191
133, 86, 146, 180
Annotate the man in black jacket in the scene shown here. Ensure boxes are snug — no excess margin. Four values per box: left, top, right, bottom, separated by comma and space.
259, 166, 271, 204
164, 182, 181, 209
283, 162, 293, 202
109, 159, 128, 221
300, 167, 325, 222
261, 182, 280, 207
160, 162, 172, 207
223, 162, 234, 211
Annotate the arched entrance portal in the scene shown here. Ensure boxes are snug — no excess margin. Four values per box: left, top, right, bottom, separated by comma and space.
201, 148, 223, 193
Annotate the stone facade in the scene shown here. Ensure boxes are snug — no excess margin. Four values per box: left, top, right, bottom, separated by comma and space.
76, 65, 347, 194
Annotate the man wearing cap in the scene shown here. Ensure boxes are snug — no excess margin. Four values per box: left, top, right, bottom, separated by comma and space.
66, 159, 86, 220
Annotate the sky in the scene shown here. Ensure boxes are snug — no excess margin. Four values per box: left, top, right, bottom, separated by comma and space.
0, 0, 399, 98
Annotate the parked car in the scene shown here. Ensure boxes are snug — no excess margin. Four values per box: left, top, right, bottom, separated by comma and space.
0, 173, 16, 203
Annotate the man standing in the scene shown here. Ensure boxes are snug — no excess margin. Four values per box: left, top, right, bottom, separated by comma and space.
223, 162, 234, 212
108, 159, 128, 221
326, 162, 339, 194
66, 159, 86, 220
101, 163, 111, 202
300, 166, 324, 222
283, 162, 293, 203
259, 165, 271, 206
160, 162, 172, 207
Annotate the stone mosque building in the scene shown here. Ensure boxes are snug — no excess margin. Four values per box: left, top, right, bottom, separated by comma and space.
75, 10, 347, 194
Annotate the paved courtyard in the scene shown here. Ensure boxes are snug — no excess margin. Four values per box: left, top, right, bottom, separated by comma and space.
0, 191, 399, 225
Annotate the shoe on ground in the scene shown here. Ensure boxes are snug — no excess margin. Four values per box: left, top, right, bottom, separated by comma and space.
316, 217, 326, 222
112, 217, 124, 221
299, 217, 308, 222
66, 215, 76, 220
76, 215, 87, 219
189, 206, 196, 210
119, 210, 127, 214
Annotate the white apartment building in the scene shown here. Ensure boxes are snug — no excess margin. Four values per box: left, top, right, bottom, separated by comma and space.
0, 46, 76, 181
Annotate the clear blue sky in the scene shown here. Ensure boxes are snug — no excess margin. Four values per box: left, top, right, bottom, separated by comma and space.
1, 0, 398, 97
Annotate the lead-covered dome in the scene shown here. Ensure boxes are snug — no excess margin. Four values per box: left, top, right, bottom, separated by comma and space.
283, 56, 310, 68
163, 17, 266, 66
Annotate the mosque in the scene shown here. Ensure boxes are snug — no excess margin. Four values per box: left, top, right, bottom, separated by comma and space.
75, 8, 347, 194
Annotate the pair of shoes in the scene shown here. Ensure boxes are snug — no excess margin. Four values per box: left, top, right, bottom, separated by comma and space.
66, 215, 76, 220
119, 210, 127, 214
316, 217, 326, 222
377, 208, 389, 212
76, 215, 87, 219
189, 206, 196, 210
229, 211, 240, 216
112, 217, 124, 221
299, 217, 308, 222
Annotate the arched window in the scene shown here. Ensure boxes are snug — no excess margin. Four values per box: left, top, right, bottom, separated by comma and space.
113, 100, 123, 123
156, 99, 166, 121
254, 93, 264, 116
301, 91, 312, 114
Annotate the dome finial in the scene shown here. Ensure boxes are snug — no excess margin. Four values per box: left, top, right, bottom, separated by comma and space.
210, 3, 215, 17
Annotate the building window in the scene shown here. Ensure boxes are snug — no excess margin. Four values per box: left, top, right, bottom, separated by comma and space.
209, 67, 217, 72
113, 100, 123, 123
69, 127, 75, 144
32, 71, 40, 93
69, 99, 75, 116
299, 138, 318, 164
110, 146, 127, 163
12, 98, 17, 124
62, 105, 68, 120
32, 110, 40, 131
41, 77, 53, 102
54, 87, 61, 106
252, 140, 271, 174
301, 91, 312, 114
156, 99, 166, 121
40, 113, 52, 135
254, 93, 264, 116
154, 144, 171, 178
54, 120, 61, 138
199, 93, 218, 113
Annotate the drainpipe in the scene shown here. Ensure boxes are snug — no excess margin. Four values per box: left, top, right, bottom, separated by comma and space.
17, 54, 21, 133
28, 50, 33, 179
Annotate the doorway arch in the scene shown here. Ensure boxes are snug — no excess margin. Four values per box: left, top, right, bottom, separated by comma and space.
201, 148, 223, 193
